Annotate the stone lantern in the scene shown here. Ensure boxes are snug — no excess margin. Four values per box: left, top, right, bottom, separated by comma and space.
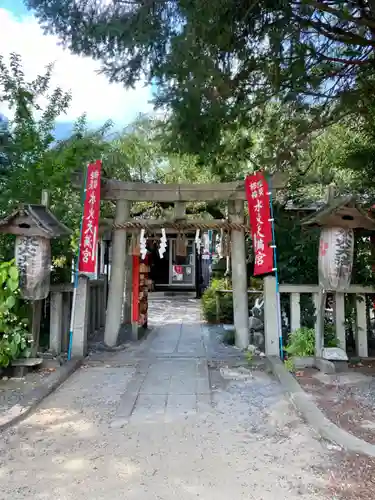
302, 195, 375, 365
0, 204, 71, 300
303, 196, 375, 291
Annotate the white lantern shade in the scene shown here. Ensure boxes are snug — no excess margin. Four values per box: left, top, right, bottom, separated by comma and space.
15, 235, 51, 300
318, 227, 354, 291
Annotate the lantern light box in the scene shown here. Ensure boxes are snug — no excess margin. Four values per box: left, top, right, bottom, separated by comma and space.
303, 196, 375, 292
0, 204, 71, 300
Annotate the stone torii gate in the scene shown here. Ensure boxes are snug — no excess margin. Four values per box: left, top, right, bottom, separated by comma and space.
71, 174, 284, 357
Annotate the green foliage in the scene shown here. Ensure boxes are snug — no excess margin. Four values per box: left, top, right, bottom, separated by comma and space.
274, 206, 319, 285
25, 0, 375, 169
201, 278, 233, 324
0, 54, 115, 273
300, 295, 316, 330
211, 258, 228, 280
245, 351, 254, 364
325, 323, 340, 348
285, 327, 316, 358
0, 54, 76, 263
285, 324, 340, 360
201, 277, 261, 324
0, 260, 31, 368
0, 53, 71, 206
284, 358, 295, 373
105, 115, 162, 183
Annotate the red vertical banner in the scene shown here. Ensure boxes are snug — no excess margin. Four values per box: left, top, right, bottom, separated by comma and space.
132, 255, 140, 323
245, 172, 274, 276
78, 160, 102, 274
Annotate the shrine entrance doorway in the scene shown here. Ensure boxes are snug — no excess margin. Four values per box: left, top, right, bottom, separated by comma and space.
147, 235, 196, 291
147, 239, 170, 290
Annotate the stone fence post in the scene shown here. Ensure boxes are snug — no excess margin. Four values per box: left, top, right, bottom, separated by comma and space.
50, 291, 63, 355
263, 276, 280, 356
72, 276, 90, 357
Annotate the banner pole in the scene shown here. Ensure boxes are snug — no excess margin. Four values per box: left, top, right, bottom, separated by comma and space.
67, 166, 88, 360
267, 175, 283, 360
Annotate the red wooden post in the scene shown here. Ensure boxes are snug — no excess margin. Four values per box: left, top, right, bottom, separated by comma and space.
132, 255, 140, 323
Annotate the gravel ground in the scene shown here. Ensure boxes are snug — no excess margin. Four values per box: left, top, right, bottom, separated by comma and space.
0, 363, 341, 500
297, 368, 375, 499
1, 364, 374, 500
0, 321, 112, 418
0, 363, 59, 415
298, 369, 375, 444
324, 451, 375, 499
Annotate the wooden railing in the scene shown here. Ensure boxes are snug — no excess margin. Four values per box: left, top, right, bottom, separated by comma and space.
48, 278, 107, 355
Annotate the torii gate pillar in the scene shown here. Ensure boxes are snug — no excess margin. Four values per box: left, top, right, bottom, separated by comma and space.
228, 199, 249, 349
104, 199, 130, 346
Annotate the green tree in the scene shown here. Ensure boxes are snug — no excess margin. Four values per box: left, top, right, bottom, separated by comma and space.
105, 115, 163, 183
105, 115, 229, 218
0, 53, 71, 210
0, 53, 112, 270
0, 113, 11, 172
24, 0, 375, 164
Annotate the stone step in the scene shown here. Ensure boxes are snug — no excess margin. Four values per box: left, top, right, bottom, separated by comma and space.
11, 357, 43, 377
11, 358, 43, 367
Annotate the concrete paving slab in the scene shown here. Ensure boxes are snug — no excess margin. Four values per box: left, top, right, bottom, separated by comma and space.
166, 394, 197, 414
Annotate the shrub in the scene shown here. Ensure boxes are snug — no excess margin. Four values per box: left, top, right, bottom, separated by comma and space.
201, 277, 262, 324
285, 325, 340, 359
0, 260, 32, 368
284, 358, 295, 372
285, 327, 315, 357
201, 278, 234, 323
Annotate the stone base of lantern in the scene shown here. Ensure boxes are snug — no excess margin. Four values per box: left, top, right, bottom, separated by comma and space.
314, 347, 349, 374
314, 358, 337, 374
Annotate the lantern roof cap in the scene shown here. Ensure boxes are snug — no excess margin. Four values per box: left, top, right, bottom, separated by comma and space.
0, 204, 72, 237
302, 195, 375, 230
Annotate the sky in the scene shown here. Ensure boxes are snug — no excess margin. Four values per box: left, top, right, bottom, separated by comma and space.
0, 1, 154, 127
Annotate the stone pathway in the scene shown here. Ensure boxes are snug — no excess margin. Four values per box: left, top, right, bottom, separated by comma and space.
0, 297, 347, 499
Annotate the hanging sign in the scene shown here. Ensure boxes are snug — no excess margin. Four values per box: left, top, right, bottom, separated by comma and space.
245, 172, 274, 275
172, 265, 184, 281
78, 160, 102, 274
